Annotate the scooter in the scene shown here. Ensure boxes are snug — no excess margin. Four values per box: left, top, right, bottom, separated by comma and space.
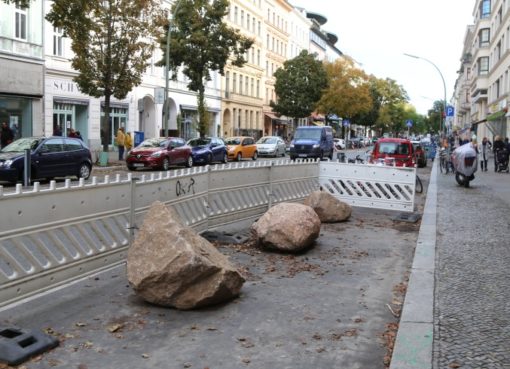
451, 143, 478, 188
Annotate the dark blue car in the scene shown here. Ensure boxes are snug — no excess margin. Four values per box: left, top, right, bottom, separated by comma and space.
0, 136, 92, 183
187, 137, 228, 165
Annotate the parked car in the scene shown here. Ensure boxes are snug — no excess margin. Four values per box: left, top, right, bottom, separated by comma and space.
369, 137, 415, 167
289, 126, 334, 160
224, 136, 257, 161
333, 138, 346, 150
126, 137, 192, 171
187, 137, 228, 165
256, 136, 286, 157
0, 136, 92, 183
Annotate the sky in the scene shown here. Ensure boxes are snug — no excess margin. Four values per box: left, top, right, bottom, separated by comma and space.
290, 0, 475, 115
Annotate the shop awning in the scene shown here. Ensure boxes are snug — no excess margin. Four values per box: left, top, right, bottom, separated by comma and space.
54, 97, 89, 106
312, 121, 324, 126
487, 110, 506, 121
265, 112, 288, 125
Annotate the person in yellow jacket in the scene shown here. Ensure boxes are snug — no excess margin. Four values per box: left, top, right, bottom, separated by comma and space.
115, 127, 126, 160
125, 131, 133, 153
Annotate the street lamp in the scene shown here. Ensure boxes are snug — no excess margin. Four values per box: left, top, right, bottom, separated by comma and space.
404, 53, 447, 135
164, 0, 184, 136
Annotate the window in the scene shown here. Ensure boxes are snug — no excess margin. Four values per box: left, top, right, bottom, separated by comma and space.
258, 21, 261, 36
234, 6, 238, 23
480, 28, 490, 47
481, 0, 491, 18
53, 27, 63, 56
15, 3, 27, 40
479, 56, 489, 75
257, 80, 260, 98
251, 78, 254, 96
233, 73, 237, 93
225, 71, 230, 97
239, 75, 243, 94
257, 49, 260, 65
241, 10, 244, 27
247, 14, 250, 30
245, 77, 248, 95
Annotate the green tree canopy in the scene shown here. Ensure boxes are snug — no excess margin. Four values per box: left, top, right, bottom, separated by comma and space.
371, 78, 409, 135
160, 0, 253, 137
46, 0, 165, 151
271, 50, 328, 120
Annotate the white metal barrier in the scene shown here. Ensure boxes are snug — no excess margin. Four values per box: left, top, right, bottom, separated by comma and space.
0, 159, 415, 307
319, 162, 416, 212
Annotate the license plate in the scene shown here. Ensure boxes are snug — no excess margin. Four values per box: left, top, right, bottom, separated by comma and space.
133, 163, 145, 167
298, 154, 308, 158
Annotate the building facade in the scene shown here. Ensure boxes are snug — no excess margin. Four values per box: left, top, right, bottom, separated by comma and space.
454, 0, 510, 140
0, 0, 44, 139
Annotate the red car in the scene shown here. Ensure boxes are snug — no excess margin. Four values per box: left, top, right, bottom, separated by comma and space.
126, 137, 193, 171
369, 138, 415, 167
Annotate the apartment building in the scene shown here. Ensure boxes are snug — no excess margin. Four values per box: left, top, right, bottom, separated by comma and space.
222, 0, 265, 138
456, 0, 510, 140
0, 0, 44, 138
453, 26, 474, 131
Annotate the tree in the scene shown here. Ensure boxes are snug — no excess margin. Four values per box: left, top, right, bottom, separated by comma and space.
427, 100, 445, 133
371, 78, 409, 136
160, 0, 253, 137
271, 50, 328, 123
46, 0, 165, 151
316, 58, 372, 125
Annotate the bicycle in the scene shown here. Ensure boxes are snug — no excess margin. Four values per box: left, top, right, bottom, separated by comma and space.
439, 148, 453, 174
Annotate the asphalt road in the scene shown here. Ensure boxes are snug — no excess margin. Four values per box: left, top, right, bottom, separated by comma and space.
0, 160, 431, 369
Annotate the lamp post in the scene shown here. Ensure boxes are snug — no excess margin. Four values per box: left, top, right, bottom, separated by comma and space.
164, 0, 183, 136
404, 53, 447, 135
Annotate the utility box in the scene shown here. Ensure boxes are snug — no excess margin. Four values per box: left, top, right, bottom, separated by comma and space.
134, 131, 144, 147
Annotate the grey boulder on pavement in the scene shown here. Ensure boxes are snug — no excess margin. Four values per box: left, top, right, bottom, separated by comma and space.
251, 202, 320, 252
304, 190, 352, 222
127, 201, 245, 310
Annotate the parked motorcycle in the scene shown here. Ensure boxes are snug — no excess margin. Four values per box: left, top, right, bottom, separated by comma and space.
451, 143, 478, 188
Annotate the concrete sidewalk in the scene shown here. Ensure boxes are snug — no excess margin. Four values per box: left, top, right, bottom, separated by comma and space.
391, 160, 510, 369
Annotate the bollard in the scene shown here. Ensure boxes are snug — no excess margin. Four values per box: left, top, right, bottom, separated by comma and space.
23, 149, 31, 187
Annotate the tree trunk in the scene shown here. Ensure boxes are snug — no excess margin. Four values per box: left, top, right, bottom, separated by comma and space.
102, 94, 111, 152
197, 84, 207, 138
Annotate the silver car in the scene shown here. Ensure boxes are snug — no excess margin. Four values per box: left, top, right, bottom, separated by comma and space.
256, 136, 286, 157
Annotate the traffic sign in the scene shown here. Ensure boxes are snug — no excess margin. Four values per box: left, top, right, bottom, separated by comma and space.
406, 119, 413, 128
446, 106, 455, 117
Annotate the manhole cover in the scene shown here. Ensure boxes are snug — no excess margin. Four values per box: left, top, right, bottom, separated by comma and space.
392, 212, 421, 223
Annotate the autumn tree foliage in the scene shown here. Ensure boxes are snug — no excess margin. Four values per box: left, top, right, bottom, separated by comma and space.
316, 58, 372, 127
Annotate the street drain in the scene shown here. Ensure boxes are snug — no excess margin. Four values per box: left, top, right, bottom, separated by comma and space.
393, 212, 421, 223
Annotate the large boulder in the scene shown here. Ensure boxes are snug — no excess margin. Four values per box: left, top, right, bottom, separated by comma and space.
251, 202, 320, 253
304, 190, 352, 223
127, 201, 244, 310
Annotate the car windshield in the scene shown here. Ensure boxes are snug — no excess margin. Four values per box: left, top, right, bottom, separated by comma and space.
225, 138, 241, 145
294, 130, 321, 140
138, 138, 166, 148
0, 138, 41, 153
379, 142, 409, 155
257, 137, 277, 144
188, 138, 211, 147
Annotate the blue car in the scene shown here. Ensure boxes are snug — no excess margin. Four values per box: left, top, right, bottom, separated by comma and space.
187, 137, 228, 165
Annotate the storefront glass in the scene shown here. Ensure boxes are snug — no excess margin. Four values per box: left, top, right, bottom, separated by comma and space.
0, 96, 32, 139
101, 106, 128, 146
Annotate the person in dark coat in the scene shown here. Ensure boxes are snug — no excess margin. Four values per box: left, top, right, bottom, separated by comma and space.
493, 135, 506, 171
1, 122, 14, 149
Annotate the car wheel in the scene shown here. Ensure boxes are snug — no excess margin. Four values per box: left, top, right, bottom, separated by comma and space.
207, 153, 213, 165
222, 152, 228, 163
78, 163, 91, 180
186, 155, 193, 168
236, 152, 242, 161
252, 151, 258, 161
162, 157, 170, 171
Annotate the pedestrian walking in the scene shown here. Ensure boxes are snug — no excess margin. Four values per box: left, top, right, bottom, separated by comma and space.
479, 137, 492, 171
0, 122, 14, 149
115, 127, 126, 161
125, 131, 133, 153
493, 135, 506, 172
